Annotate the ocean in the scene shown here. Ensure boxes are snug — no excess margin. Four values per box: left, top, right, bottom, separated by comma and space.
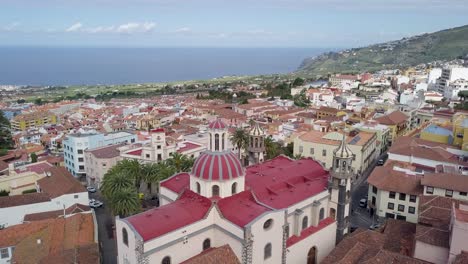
0, 47, 326, 86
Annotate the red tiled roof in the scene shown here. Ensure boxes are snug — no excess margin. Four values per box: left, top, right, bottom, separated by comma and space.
245, 156, 329, 209
375, 111, 408, 125
191, 151, 244, 181
0, 192, 51, 208
24, 204, 91, 222
37, 167, 86, 198
177, 142, 203, 153
87, 143, 125, 159
367, 166, 423, 195
286, 217, 335, 247
126, 190, 212, 241
217, 191, 270, 227
126, 149, 143, 156
181, 244, 240, 264
15, 161, 53, 174
160, 173, 190, 194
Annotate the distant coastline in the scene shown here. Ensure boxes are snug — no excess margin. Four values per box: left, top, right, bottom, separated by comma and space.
0, 47, 328, 86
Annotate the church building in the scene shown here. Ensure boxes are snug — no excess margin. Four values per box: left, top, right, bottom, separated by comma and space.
116, 119, 351, 264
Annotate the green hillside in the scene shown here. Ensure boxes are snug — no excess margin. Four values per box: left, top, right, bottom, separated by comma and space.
297, 25, 468, 76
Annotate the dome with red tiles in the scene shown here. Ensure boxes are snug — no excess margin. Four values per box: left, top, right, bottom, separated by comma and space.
191, 151, 244, 181
208, 119, 227, 130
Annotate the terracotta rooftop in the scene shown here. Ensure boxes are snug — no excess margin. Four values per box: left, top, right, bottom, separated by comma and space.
24, 203, 91, 222
422, 172, 468, 193
298, 130, 376, 147
86, 143, 125, 159
375, 110, 408, 125
389, 137, 464, 166
181, 244, 240, 264
322, 220, 424, 264
367, 166, 424, 195
37, 166, 86, 198
217, 190, 270, 227
0, 192, 51, 208
0, 213, 97, 264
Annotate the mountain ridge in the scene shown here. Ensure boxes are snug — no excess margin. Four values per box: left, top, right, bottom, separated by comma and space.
297, 24, 468, 76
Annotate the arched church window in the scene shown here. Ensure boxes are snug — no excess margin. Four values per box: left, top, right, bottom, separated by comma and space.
162, 256, 171, 264
215, 134, 219, 151
203, 238, 211, 250
231, 182, 237, 195
264, 243, 272, 259
212, 185, 220, 197
209, 134, 212, 150
302, 216, 309, 230
196, 182, 201, 194
222, 133, 225, 150
255, 137, 259, 148
122, 228, 128, 246
319, 208, 325, 220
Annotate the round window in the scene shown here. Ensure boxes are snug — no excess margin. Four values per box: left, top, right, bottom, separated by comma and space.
263, 219, 273, 230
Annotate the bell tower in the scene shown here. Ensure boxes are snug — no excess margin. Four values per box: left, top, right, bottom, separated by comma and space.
329, 132, 354, 244
247, 121, 266, 165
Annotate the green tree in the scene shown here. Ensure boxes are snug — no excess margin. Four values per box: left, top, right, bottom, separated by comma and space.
265, 136, 280, 160
34, 98, 44, 105
292, 77, 305, 87
30, 152, 38, 163
166, 153, 194, 173
109, 187, 140, 217
231, 128, 249, 159
293, 89, 310, 107
101, 171, 135, 199
0, 110, 12, 156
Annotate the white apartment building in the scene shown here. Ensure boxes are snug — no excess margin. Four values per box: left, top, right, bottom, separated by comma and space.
444, 79, 468, 100
436, 67, 468, 94
63, 131, 136, 179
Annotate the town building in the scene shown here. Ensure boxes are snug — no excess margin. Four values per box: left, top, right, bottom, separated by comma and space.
11, 111, 57, 131
0, 212, 98, 264
84, 143, 126, 188
293, 130, 377, 178
352, 120, 390, 154
63, 131, 136, 178
0, 166, 88, 228
116, 120, 342, 264
374, 110, 409, 145
444, 79, 468, 100
436, 66, 468, 94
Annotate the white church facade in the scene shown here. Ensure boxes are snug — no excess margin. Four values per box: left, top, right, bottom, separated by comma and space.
116, 119, 353, 264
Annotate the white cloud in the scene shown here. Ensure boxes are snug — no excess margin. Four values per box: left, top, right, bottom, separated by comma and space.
117, 22, 156, 34
3, 22, 20, 31
174, 27, 191, 33
66, 22, 83, 32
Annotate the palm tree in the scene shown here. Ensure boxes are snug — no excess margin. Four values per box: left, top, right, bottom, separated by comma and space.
109, 187, 140, 217
231, 128, 248, 159
116, 159, 143, 190
141, 163, 161, 195
166, 152, 194, 173
100, 171, 135, 199
264, 136, 279, 160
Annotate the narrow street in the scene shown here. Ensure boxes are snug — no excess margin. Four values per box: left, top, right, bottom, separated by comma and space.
350, 152, 387, 229
90, 192, 117, 264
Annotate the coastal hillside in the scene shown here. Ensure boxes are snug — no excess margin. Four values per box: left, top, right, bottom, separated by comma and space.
297, 24, 468, 76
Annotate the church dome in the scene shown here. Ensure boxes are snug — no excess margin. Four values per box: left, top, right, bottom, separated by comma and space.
191, 151, 244, 181
208, 119, 227, 130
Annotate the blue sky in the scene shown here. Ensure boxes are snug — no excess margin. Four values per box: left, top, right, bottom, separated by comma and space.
1, 0, 468, 48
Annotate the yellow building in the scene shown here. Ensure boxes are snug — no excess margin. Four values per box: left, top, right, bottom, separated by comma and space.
374, 111, 409, 145
452, 114, 468, 150
293, 130, 377, 177
420, 124, 453, 145
11, 111, 57, 131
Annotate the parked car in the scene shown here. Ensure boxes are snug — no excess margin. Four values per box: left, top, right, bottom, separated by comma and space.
369, 223, 381, 230
359, 198, 367, 208
86, 186, 97, 193
377, 159, 385, 166
89, 199, 103, 208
